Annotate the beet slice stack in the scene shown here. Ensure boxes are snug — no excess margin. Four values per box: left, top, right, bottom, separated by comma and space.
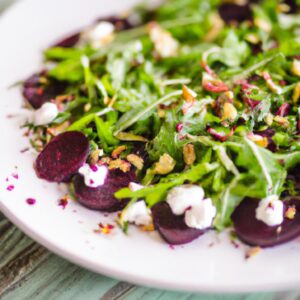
151, 202, 205, 245
35, 131, 89, 182
232, 197, 300, 247
73, 169, 136, 212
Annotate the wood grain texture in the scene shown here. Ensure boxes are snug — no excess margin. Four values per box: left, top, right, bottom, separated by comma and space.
0, 213, 288, 300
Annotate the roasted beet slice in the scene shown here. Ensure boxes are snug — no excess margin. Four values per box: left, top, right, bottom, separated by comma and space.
73, 169, 136, 212
218, 3, 253, 23
232, 197, 300, 247
151, 202, 205, 245
52, 32, 80, 48
23, 72, 66, 109
35, 131, 89, 182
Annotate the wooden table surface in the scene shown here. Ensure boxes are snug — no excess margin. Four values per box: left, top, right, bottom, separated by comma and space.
1, 1, 300, 299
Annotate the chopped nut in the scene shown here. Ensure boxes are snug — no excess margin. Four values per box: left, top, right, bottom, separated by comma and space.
254, 18, 272, 33
84, 103, 92, 112
153, 153, 176, 175
183, 144, 196, 166
157, 107, 166, 118
90, 149, 102, 165
222, 102, 238, 122
148, 22, 179, 58
285, 206, 296, 220
245, 33, 260, 44
127, 154, 144, 170
139, 223, 155, 232
273, 116, 290, 128
116, 132, 148, 142
109, 159, 131, 173
277, 3, 291, 13
264, 113, 274, 126
247, 133, 268, 148
291, 60, 300, 77
293, 82, 300, 103
245, 246, 262, 259
224, 91, 234, 101
112, 145, 127, 159
182, 85, 197, 102
46, 121, 70, 137
99, 157, 111, 165
204, 13, 224, 42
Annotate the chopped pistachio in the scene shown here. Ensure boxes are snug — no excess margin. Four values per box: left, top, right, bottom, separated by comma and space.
112, 145, 127, 158
273, 116, 290, 128
127, 154, 144, 170
291, 60, 300, 77
222, 102, 238, 122
293, 82, 300, 103
153, 153, 176, 175
109, 159, 131, 173
183, 143, 196, 166
245, 246, 262, 259
285, 206, 296, 220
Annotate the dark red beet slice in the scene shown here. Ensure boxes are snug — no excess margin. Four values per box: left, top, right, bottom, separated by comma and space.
232, 197, 300, 247
52, 32, 80, 48
35, 131, 89, 182
218, 3, 253, 23
23, 72, 66, 109
73, 169, 136, 212
151, 202, 205, 245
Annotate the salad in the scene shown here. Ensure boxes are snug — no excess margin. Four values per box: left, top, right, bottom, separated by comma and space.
22, 0, 300, 247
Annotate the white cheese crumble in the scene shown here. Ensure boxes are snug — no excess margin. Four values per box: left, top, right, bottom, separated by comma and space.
122, 201, 152, 226
124, 182, 152, 226
167, 185, 204, 215
255, 195, 284, 226
185, 198, 216, 230
128, 182, 144, 192
166, 184, 216, 230
78, 163, 108, 188
149, 24, 179, 58
82, 21, 115, 48
33, 102, 58, 126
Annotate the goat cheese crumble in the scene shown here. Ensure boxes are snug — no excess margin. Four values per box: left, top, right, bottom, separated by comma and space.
167, 185, 216, 229
78, 163, 108, 188
255, 195, 284, 226
33, 102, 58, 126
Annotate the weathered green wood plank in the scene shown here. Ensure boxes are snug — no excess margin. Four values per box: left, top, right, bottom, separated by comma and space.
0, 214, 282, 300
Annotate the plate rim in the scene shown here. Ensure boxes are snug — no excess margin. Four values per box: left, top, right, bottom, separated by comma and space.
0, 0, 300, 293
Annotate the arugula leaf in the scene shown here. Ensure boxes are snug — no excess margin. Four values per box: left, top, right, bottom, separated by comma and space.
229, 138, 286, 196
207, 31, 250, 68
114, 90, 182, 135
147, 111, 183, 166
115, 162, 219, 206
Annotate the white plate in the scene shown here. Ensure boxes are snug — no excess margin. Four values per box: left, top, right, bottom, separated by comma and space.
1, 0, 300, 293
